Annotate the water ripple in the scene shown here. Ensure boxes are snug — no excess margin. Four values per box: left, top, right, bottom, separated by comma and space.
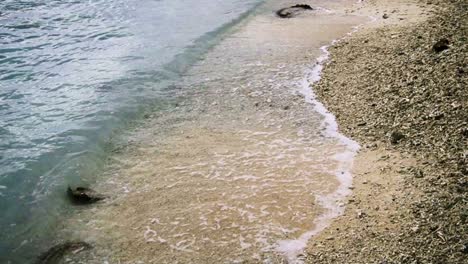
0, 0, 264, 262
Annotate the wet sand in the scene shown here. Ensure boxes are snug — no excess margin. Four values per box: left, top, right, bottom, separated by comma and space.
57, 0, 371, 263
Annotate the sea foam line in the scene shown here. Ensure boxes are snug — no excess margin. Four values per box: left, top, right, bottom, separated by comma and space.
275, 11, 378, 264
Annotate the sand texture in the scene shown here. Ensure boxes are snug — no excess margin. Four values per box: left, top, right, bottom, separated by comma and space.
306, 0, 467, 263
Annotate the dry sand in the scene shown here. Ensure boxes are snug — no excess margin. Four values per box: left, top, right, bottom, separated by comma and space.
306, 0, 467, 263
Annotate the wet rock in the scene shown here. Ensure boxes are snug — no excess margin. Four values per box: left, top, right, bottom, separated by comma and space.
276, 4, 313, 18
36, 241, 91, 264
432, 38, 450, 52
67, 186, 105, 205
390, 131, 405, 144
291, 4, 313, 10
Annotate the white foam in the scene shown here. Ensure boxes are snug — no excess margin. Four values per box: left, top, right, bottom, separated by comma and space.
276, 13, 377, 264
144, 226, 158, 242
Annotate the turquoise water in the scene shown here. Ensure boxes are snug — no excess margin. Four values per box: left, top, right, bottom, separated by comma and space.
0, 0, 263, 262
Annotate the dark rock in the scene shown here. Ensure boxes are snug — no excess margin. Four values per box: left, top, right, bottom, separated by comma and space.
276, 8, 294, 18
383, 14, 389, 19
357, 121, 367, 126
357, 211, 366, 218
67, 186, 105, 205
390, 131, 405, 144
276, 4, 313, 18
432, 38, 450, 52
413, 169, 424, 178
430, 111, 444, 120
36, 241, 91, 264
291, 4, 313, 10
461, 128, 468, 138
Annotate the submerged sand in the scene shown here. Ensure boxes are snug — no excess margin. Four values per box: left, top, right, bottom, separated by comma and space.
56, 0, 371, 263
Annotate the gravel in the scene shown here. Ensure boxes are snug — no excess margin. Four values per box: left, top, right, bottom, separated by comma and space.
306, 0, 467, 263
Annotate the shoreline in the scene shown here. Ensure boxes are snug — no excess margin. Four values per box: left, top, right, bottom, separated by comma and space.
275, 14, 368, 261
54, 1, 373, 263
306, 0, 467, 262
33, 0, 466, 263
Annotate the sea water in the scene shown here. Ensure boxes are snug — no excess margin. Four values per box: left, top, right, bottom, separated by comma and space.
0, 0, 263, 262
52, 0, 367, 262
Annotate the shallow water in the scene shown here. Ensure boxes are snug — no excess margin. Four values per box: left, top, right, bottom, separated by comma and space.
0, 0, 263, 262
58, 1, 367, 262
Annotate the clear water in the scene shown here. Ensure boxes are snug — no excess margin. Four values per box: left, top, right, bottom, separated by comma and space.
55, 1, 365, 262
0, 0, 263, 262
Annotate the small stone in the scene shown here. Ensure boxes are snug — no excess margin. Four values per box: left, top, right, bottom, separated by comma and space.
67, 187, 106, 205
390, 131, 405, 144
383, 13, 389, 19
413, 169, 424, 178
357, 211, 366, 218
36, 242, 92, 264
460, 128, 468, 138
432, 38, 450, 52
462, 243, 468, 254
276, 4, 313, 18
357, 121, 367, 126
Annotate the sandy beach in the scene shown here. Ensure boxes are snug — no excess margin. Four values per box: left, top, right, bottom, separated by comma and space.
307, 0, 467, 263
37, 0, 466, 263
56, 0, 370, 263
